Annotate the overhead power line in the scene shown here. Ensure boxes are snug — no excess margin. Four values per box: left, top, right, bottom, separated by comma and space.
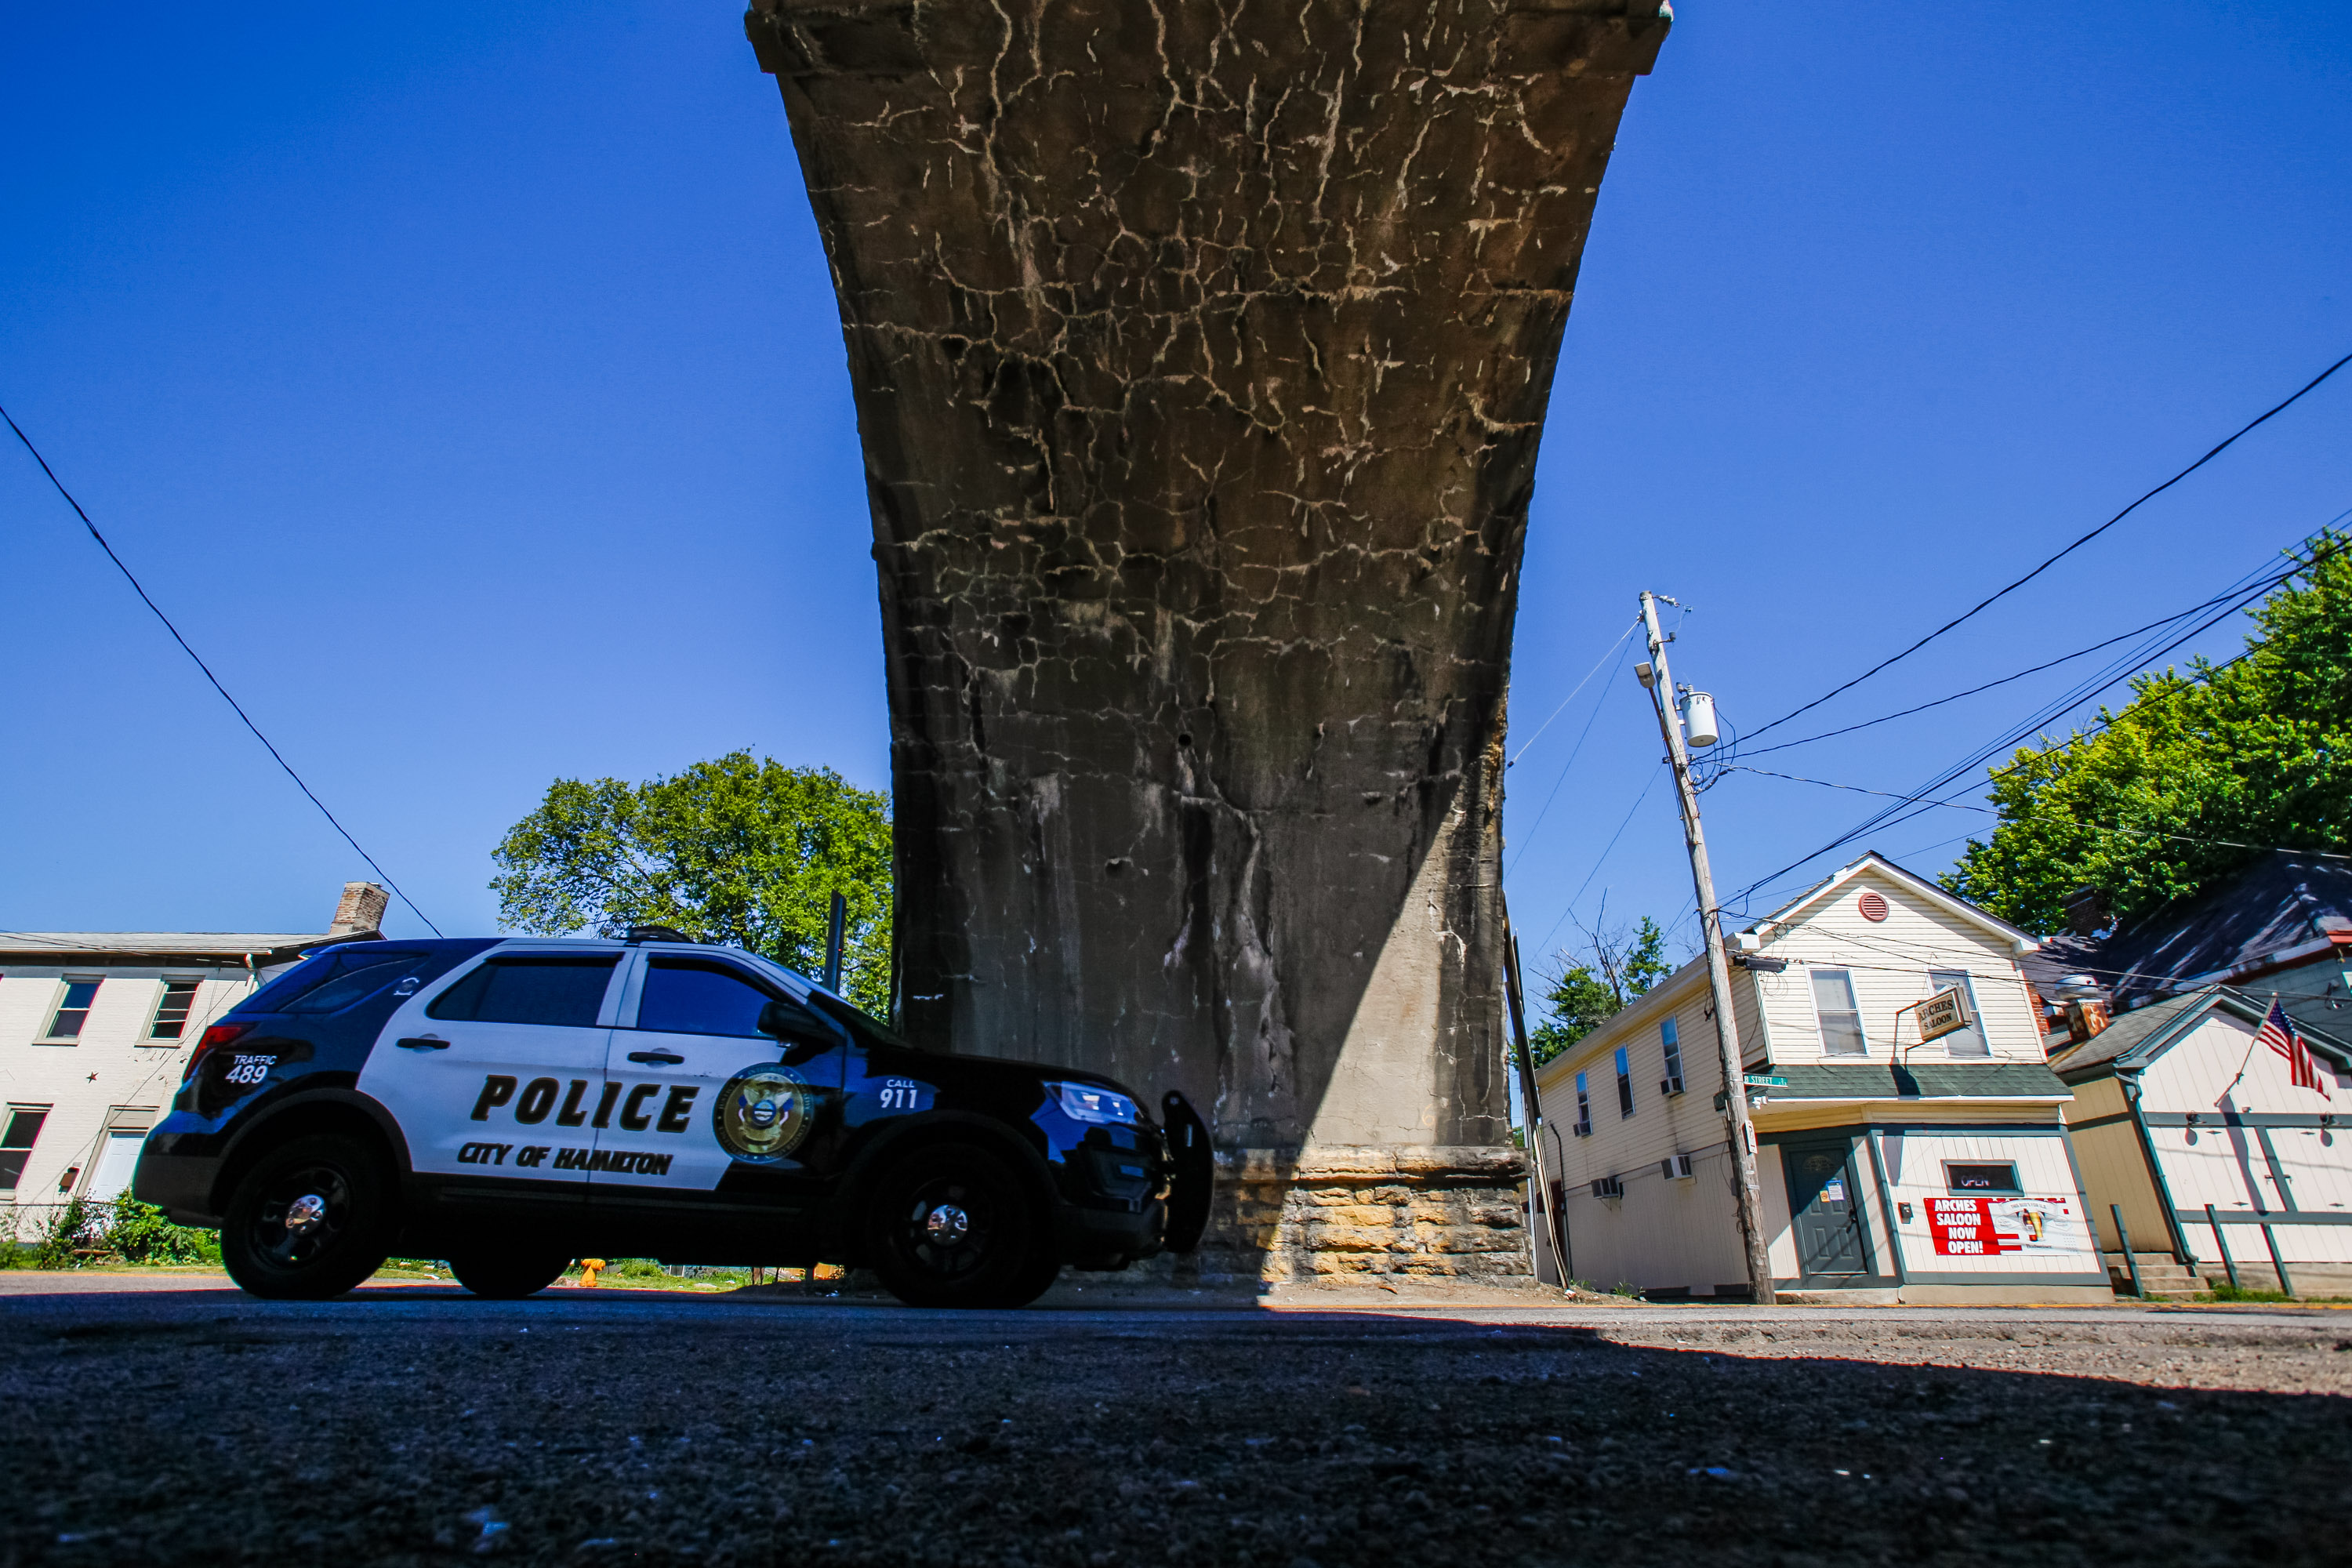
1742, 347, 2352, 744
1724, 764, 2352, 862
1719, 528, 2344, 912
3, 403, 442, 936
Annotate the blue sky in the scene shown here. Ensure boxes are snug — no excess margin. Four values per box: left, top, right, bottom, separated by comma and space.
3, 3, 2347, 979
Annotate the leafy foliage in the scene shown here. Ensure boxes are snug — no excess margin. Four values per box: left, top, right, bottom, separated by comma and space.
1946, 535, 2352, 933
104, 1199, 221, 1265
31, 1197, 95, 1269
492, 752, 895, 1012
1528, 915, 1672, 1066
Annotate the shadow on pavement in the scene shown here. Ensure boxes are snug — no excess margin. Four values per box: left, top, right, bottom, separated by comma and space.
2, 1273, 2349, 1564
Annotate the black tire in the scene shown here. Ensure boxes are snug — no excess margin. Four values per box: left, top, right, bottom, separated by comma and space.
219, 1134, 397, 1301
447, 1247, 572, 1299
866, 1142, 1051, 1308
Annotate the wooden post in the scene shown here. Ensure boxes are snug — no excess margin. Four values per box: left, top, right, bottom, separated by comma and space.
1501, 915, 1571, 1287
2111, 1204, 2144, 1298
1639, 592, 1773, 1306
823, 891, 847, 991
2207, 1203, 2239, 1290
2260, 1221, 2296, 1298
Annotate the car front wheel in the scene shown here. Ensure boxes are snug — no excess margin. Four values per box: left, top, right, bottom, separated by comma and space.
866, 1143, 1052, 1309
219, 1134, 396, 1301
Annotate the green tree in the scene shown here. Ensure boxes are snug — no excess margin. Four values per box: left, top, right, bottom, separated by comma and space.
491, 752, 895, 1012
1528, 914, 1672, 1066
1947, 535, 2352, 933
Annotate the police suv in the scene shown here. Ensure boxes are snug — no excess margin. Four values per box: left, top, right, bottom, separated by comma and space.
133, 931, 1212, 1307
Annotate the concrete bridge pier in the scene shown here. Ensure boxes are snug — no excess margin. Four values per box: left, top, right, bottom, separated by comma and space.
747, 0, 1670, 1281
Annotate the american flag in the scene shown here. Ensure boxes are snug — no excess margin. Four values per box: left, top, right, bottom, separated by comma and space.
2259, 998, 2332, 1100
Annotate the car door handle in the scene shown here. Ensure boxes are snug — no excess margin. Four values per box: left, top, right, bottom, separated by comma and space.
395, 1036, 451, 1051
626, 1050, 685, 1065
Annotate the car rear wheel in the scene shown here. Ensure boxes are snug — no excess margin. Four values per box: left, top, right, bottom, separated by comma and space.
866, 1143, 1050, 1308
448, 1247, 572, 1299
220, 1134, 396, 1301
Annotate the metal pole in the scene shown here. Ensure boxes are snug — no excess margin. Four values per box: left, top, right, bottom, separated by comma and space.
1501, 915, 1570, 1287
1639, 591, 1774, 1305
2206, 1203, 2239, 1290
2111, 1203, 2144, 1298
823, 891, 848, 991
2259, 1221, 2296, 1298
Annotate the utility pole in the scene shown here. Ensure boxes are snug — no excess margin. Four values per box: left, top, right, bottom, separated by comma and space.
1638, 590, 1776, 1305
1500, 911, 1570, 1287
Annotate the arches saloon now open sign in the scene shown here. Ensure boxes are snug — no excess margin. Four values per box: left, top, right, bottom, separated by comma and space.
1928, 1196, 2087, 1256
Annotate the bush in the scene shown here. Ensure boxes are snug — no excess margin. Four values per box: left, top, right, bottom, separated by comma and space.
103, 1199, 221, 1265
32, 1198, 98, 1269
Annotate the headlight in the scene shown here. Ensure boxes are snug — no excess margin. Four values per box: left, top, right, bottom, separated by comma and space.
1049, 1080, 1141, 1125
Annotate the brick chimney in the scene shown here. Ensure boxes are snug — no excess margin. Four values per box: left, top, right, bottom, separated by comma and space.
329, 880, 390, 937
2062, 885, 2111, 938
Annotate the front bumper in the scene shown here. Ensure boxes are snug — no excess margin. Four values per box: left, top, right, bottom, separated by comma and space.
1043, 1088, 1214, 1267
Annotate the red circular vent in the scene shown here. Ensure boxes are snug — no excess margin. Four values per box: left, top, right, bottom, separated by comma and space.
1858, 891, 1889, 922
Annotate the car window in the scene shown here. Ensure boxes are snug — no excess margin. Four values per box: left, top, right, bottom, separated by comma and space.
427, 954, 619, 1027
637, 959, 786, 1038
251, 950, 433, 1015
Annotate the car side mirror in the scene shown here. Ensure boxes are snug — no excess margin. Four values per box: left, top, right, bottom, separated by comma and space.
759, 997, 838, 1068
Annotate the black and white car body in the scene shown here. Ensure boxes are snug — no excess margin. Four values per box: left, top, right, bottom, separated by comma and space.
135, 934, 1213, 1305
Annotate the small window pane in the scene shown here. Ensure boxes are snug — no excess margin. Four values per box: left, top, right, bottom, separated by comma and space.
1661, 1018, 1684, 1083
1928, 970, 1989, 1058
44, 980, 100, 1040
1812, 969, 1865, 1055
638, 960, 783, 1038
0, 1108, 49, 1189
1946, 1162, 2019, 1193
1614, 1047, 1635, 1117
147, 980, 202, 1040
428, 955, 619, 1027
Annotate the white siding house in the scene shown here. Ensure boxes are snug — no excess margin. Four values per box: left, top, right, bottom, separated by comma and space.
1534, 853, 2111, 1304
0, 884, 384, 1229
2052, 987, 2352, 1297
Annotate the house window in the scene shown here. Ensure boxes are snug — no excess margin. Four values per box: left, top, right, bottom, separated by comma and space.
40, 978, 102, 1043
0, 1107, 49, 1191
1615, 1047, 1635, 1118
1945, 1161, 2020, 1194
147, 979, 203, 1042
1927, 969, 1988, 1057
1660, 1018, 1685, 1094
1573, 1073, 1592, 1137
1811, 968, 1865, 1055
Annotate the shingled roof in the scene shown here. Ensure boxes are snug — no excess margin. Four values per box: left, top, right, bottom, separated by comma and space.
2020, 850, 2352, 1009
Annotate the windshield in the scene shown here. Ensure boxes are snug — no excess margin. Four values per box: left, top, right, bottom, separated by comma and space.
808, 991, 916, 1051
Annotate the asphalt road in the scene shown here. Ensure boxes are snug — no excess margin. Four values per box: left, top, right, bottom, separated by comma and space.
2, 1275, 2348, 1566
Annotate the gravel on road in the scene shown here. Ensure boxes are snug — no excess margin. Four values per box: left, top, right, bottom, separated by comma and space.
1, 1281, 2347, 1566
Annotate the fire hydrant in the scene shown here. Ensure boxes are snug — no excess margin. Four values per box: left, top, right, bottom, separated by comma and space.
577, 1258, 607, 1288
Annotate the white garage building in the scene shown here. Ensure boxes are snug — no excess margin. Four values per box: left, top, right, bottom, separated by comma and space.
0, 884, 383, 1231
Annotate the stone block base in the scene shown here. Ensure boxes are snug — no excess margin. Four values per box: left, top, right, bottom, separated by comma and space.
1138, 1145, 1530, 1286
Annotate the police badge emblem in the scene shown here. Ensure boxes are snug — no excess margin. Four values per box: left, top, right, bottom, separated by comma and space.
713, 1065, 815, 1163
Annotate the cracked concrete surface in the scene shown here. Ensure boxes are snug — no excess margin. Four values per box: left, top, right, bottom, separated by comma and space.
745, 1, 1669, 1265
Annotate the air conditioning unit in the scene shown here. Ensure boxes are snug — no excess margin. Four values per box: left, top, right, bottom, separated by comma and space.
1591, 1175, 1624, 1200
1661, 1152, 1696, 1181
1660, 1076, 1685, 1097
1572, 1117, 1593, 1138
